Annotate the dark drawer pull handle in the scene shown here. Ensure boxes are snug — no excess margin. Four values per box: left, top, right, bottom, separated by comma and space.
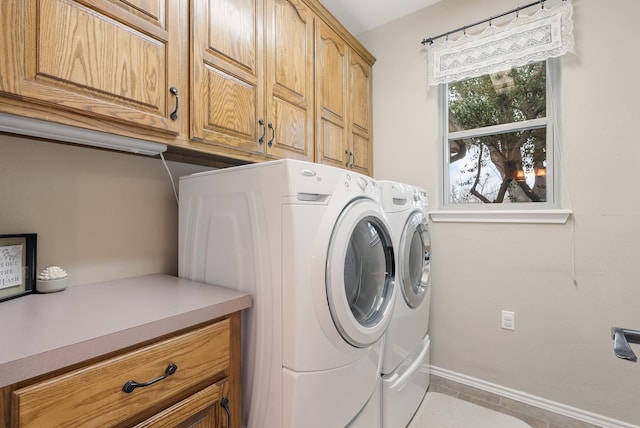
122, 363, 177, 393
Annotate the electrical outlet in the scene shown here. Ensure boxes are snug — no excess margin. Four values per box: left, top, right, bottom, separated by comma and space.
501, 310, 515, 330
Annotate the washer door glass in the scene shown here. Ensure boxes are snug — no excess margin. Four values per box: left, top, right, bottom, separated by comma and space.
326, 199, 395, 347
400, 211, 431, 309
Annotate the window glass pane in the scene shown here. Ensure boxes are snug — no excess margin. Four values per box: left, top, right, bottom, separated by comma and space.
448, 128, 547, 204
448, 62, 546, 132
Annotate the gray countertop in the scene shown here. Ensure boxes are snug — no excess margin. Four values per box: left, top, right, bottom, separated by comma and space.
0, 274, 252, 388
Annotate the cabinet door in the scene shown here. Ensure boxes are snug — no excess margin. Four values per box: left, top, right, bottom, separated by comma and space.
315, 20, 349, 169
0, 0, 181, 134
264, 0, 314, 161
191, 0, 264, 155
135, 381, 231, 428
348, 51, 373, 176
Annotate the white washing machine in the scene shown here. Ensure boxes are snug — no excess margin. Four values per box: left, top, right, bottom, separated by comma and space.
378, 181, 432, 428
179, 159, 396, 428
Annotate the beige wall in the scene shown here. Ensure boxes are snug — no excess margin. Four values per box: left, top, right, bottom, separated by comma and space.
359, 0, 640, 425
0, 135, 209, 286
2, 0, 639, 423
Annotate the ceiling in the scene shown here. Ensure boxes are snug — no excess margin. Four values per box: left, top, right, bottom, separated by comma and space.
320, 0, 441, 35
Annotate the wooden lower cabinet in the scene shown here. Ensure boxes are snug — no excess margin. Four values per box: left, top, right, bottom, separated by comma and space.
1, 314, 241, 428
135, 381, 230, 428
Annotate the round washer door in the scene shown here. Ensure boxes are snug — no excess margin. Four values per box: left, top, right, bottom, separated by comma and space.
326, 198, 395, 348
399, 211, 431, 308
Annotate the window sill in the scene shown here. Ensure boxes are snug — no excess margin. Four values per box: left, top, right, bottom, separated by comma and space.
429, 209, 572, 224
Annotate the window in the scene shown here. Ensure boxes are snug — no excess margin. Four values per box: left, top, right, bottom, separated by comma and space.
443, 60, 557, 207
424, 1, 574, 223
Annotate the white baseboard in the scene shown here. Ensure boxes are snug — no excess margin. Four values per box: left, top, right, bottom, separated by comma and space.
430, 366, 639, 428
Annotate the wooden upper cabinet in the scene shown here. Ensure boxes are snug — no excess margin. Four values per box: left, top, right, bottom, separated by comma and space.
348, 50, 373, 175
0, 0, 373, 167
191, 0, 314, 161
315, 20, 349, 170
264, 0, 314, 161
0, 0, 181, 134
190, 0, 264, 155
315, 19, 373, 176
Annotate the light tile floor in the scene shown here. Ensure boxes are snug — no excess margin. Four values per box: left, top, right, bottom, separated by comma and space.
408, 392, 531, 427
428, 375, 601, 428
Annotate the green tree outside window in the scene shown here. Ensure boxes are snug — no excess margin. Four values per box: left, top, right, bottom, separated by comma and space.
447, 61, 549, 204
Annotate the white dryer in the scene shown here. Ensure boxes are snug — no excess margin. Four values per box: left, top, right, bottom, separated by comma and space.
179, 160, 396, 428
378, 181, 432, 428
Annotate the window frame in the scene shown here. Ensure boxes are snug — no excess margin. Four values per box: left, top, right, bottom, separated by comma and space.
431, 58, 571, 224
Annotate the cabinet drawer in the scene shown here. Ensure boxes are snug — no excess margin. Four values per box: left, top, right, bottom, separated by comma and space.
12, 320, 230, 428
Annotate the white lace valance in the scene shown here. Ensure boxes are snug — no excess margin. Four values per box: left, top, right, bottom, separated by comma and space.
427, 1, 574, 86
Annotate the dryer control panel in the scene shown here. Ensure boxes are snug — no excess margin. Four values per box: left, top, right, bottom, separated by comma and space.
286, 162, 380, 204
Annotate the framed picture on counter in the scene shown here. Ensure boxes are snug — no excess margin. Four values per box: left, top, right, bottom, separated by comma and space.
0, 234, 37, 302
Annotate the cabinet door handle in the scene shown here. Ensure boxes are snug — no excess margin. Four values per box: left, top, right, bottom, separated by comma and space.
221, 396, 232, 427
344, 150, 354, 167
267, 122, 275, 147
122, 363, 177, 393
169, 87, 179, 121
258, 119, 266, 144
